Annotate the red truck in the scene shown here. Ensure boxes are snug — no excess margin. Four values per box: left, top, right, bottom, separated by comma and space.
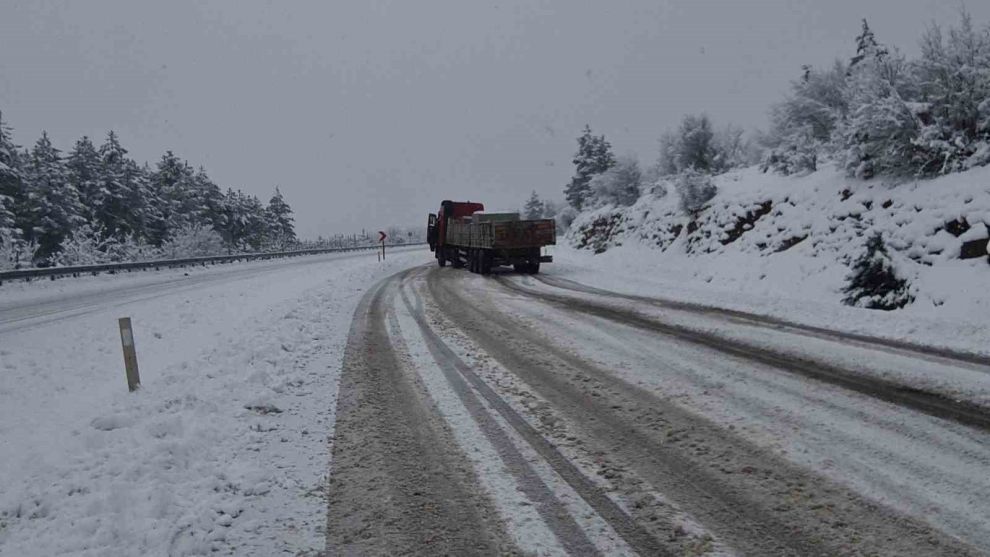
427, 200, 555, 274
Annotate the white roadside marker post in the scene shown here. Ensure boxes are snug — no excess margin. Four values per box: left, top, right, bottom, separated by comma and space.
118, 317, 141, 392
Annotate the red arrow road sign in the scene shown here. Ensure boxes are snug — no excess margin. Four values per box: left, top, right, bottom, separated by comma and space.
378, 230, 387, 242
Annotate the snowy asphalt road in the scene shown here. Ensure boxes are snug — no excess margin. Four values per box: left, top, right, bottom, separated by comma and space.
0, 248, 413, 335
326, 263, 990, 555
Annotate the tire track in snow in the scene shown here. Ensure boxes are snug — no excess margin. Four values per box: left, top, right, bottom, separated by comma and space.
531, 274, 990, 370
431, 268, 980, 556
398, 269, 668, 556
324, 269, 512, 555
496, 275, 990, 433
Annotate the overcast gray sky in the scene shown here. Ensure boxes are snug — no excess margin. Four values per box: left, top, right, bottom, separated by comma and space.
2, 1, 987, 238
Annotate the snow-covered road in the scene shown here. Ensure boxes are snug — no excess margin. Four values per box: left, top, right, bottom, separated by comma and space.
326, 263, 990, 556
3, 247, 989, 555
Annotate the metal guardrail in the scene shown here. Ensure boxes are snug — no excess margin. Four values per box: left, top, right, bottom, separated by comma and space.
0, 242, 427, 284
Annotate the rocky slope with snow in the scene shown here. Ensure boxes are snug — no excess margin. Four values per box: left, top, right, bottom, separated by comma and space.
567, 163, 990, 318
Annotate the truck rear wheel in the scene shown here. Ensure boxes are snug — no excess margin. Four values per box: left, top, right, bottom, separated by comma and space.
479, 250, 492, 275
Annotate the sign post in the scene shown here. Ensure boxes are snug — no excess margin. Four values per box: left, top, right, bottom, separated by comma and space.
378, 230, 387, 261
118, 317, 141, 392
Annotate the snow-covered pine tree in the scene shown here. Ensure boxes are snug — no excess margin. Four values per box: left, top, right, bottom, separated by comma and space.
216, 188, 241, 249
140, 161, 168, 246
565, 125, 615, 210
265, 186, 296, 248
97, 131, 139, 240
191, 166, 224, 230
840, 23, 919, 178
151, 151, 201, 237
23, 132, 86, 262
0, 111, 22, 243
842, 233, 914, 310
66, 136, 102, 225
848, 19, 889, 73
241, 193, 268, 250
0, 114, 22, 269
217, 188, 269, 251
524, 190, 544, 219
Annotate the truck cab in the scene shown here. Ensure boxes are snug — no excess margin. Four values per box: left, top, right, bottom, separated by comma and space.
428, 200, 484, 261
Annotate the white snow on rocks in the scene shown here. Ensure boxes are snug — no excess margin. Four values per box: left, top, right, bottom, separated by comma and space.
560, 162, 990, 356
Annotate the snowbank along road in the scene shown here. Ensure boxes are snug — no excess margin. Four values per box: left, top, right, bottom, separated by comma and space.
326, 261, 990, 556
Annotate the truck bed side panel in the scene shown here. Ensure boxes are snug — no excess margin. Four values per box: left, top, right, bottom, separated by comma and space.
445, 218, 554, 249
492, 219, 556, 248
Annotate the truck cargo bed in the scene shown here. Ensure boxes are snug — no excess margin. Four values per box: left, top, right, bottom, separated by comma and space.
446, 218, 556, 249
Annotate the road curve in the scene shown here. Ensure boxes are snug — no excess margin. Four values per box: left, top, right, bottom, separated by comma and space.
323, 264, 990, 555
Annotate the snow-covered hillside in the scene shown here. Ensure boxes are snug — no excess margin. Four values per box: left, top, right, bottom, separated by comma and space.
564, 163, 990, 349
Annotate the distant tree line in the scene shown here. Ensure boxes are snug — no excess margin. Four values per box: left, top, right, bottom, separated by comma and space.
0, 113, 295, 269
544, 10, 990, 220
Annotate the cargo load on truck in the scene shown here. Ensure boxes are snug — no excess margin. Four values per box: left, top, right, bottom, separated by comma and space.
427, 200, 555, 274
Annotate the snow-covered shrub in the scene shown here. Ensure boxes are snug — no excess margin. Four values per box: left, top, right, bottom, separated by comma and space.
660, 115, 718, 174
260, 232, 297, 253
0, 230, 25, 270
674, 169, 717, 214
760, 128, 819, 176
555, 205, 577, 231
541, 199, 559, 219
159, 224, 226, 259
770, 62, 849, 145
589, 155, 641, 207
910, 12, 990, 175
571, 209, 626, 254
842, 233, 914, 310
50, 224, 112, 266
966, 139, 990, 169
659, 115, 754, 178
647, 176, 669, 198
712, 124, 756, 170
105, 235, 163, 263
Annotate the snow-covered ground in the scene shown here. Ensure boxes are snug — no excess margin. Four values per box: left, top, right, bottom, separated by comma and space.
0, 247, 429, 556
560, 162, 990, 357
